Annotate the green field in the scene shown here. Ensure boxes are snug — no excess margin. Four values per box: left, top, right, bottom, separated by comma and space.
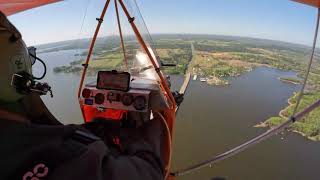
265, 92, 320, 141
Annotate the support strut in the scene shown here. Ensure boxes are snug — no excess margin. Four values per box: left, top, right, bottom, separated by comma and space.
78, 0, 111, 98
115, 0, 129, 71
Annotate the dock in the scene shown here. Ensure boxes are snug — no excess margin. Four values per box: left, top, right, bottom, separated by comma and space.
176, 42, 193, 112
176, 72, 191, 112
179, 72, 191, 94
193, 74, 197, 80
200, 78, 207, 82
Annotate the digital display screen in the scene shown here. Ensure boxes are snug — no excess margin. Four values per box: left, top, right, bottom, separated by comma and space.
97, 71, 130, 92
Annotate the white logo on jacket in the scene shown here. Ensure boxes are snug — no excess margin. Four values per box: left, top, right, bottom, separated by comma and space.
23, 163, 49, 180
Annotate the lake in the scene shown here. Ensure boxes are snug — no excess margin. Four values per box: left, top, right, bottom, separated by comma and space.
38, 50, 320, 180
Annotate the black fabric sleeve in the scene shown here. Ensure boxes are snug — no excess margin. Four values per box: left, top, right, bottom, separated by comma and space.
48, 140, 164, 180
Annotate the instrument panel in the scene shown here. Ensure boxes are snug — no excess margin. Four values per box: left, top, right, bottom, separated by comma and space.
82, 87, 150, 112
81, 70, 168, 114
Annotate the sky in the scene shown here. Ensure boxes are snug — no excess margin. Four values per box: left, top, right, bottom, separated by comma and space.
7, 0, 319, 46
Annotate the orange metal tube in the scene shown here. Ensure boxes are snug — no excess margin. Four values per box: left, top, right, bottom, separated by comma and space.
1, 0, 62, 16
78, 0, 111, 98
117, 0, 176, 109
293, 0, 320, 8
115, 0, 129, 71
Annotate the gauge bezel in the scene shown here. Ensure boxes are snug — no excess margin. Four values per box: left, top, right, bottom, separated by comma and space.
122, 93, 134, 106
133, 95, 147, 110
95, 93, 105, 105
82, 88, 92, 98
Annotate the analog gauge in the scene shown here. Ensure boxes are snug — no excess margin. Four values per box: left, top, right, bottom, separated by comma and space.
107, 92, 120, 103
82, 88, 92, 98
95, 93, 105, 105
133, 96, 147, 110
122, 94, 134, 106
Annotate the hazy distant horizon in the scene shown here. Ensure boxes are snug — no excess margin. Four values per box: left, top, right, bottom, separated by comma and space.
34, 33, 313, 49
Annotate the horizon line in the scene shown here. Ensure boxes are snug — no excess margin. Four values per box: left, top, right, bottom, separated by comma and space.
34, 33, 313, 48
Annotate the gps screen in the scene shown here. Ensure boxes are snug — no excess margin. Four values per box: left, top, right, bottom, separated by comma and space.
97, 71, 130, 92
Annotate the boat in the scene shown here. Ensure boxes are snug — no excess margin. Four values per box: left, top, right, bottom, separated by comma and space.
200, 77, 207, 82
193, 74, 197, 80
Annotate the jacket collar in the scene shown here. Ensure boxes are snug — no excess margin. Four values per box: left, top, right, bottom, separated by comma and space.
0, 109, 30, 124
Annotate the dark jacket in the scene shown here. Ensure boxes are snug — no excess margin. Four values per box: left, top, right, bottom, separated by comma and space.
0, 118, 164, 180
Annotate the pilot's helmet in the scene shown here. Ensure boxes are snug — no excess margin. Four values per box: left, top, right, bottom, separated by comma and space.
0, 11, 33, 104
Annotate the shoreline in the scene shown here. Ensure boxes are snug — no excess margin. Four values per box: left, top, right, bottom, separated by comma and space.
254, 120, 320, 141
189, 63, 299, 87
197, 62, 294, 86
255, 93, 320, 142
278, 77, 301, 85
279, 93, 297, 119
198, 66, 254, 86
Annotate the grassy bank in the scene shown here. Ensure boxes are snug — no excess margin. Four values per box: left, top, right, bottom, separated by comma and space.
262, 92, 320, 141
279, 77, 302, 84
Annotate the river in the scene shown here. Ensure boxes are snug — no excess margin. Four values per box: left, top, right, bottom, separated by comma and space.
37, 50, 320, 180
